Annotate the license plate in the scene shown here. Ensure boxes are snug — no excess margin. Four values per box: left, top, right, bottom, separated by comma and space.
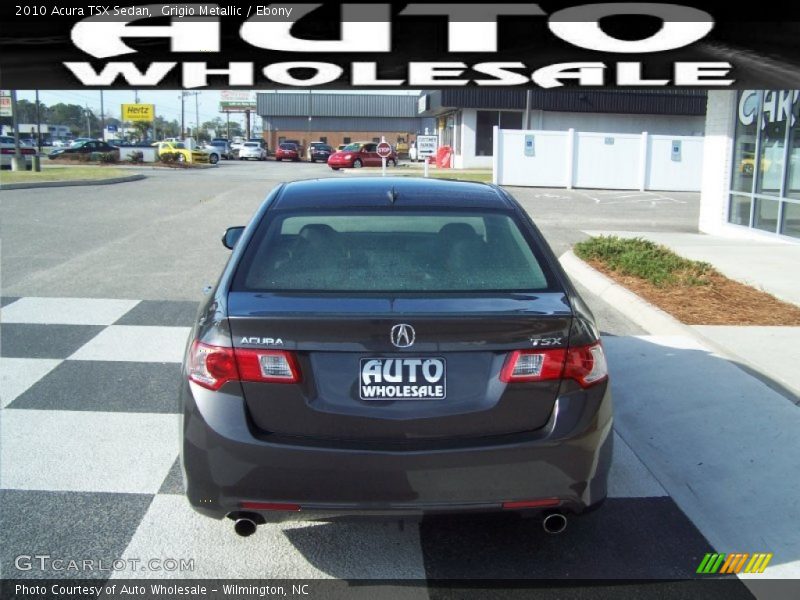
359, 358, 446, 400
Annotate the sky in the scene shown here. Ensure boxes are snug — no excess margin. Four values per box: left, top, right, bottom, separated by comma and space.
15, 89, 421, 130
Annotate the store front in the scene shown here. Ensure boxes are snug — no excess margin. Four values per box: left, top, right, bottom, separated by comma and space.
727, 90, 800, 239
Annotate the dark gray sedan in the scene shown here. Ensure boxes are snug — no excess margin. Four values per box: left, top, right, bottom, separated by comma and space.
181, 177, 612, 537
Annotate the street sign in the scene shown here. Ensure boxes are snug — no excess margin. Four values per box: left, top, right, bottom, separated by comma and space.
376, 142, 392, 158
0, 94, 11, 118
416, 135, 438, 159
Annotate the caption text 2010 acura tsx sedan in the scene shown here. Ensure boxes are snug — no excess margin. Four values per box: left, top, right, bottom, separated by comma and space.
180, 177, 612, 537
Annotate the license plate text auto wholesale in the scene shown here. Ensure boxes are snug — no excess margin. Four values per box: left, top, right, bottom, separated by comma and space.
360, 358, 446, 400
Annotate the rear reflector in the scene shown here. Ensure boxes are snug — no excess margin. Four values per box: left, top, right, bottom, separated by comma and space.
500, 342, 608, 388
187, 341, 301, 390
240, 501, 301, 511
502, 498, 560, 510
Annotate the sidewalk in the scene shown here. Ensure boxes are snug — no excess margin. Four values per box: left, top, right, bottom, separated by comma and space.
560, 233, 800, 594
580, 230, 800, 404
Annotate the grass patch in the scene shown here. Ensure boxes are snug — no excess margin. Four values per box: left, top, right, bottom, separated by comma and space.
574, 235, 713, 287
394, 170, 493, 183
0, 166, 131, 184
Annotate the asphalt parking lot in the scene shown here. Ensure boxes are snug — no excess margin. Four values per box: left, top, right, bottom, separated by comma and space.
0, 160, 785, 596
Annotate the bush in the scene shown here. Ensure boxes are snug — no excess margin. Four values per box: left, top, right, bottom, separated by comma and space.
96, 152, 118, 164
126, 151, 144, 164
574, 236, 714, 287
159, 152, 178, 163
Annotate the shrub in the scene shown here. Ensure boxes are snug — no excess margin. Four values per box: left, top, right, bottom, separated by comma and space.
574, 236, 714, 287
126, 151, 144, 163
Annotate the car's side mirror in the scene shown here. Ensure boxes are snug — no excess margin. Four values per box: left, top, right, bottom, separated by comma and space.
222, 226, 245, 250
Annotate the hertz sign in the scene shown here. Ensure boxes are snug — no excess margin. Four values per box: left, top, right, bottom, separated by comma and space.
121, 103, 154, 122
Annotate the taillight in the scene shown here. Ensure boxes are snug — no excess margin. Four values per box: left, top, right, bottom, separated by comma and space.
188, 342, 301, 390
500, 349, 566, 383
234, 348, 302, 384
563, 343, 608, 387
188, 341, 239, 391
500, 342, 607, 388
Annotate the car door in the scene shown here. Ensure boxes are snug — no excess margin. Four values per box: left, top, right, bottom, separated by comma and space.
362, 143, 379, 166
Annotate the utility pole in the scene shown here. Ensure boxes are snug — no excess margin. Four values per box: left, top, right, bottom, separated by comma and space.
9, 90, 24, 171
35, 89, 42, 153
85, 104, 91, 137
194, 92, 200, 140
180, 92, 185, 138
99, 90, 105, 140
226, 111, 230, 140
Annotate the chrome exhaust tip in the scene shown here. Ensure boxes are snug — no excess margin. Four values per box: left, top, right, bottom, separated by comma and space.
234, 517, 257, 537
542, 512, 568, 534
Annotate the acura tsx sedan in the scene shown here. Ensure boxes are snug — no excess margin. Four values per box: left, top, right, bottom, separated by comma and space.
181, 177, 612, 537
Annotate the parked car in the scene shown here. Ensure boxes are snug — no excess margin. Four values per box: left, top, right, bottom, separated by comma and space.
0, 135, 37, 168
306, 141, 330, 162
205, 140, 235, 159
52, 139, 70, 147
274, 142, 300, 161
69, 137, 96, 147
48, 140, 118, 159
238, 142, 267, 161
327, 142, 397, 170
153, 141, 214, 164
308, 143, 333, 163
181, 177, 612, 537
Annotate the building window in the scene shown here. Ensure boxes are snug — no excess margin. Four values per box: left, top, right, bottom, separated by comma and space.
728, 90, 800, 239
476, 111, 523, 157
343, 136, 351, 144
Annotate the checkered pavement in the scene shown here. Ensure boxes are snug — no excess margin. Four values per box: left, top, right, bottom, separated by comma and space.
1, 297, 729, 582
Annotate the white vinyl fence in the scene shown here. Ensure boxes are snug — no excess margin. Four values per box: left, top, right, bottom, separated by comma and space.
492, 126, 703, 192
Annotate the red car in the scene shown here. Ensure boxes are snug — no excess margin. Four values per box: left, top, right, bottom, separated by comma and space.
275, 142, 300, 161
328, 141, 397, 170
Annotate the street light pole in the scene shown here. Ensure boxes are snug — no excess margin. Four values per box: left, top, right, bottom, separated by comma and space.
180, 92, 185, 138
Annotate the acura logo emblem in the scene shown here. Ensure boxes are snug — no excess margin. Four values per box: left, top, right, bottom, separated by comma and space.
390, 324, 415, 348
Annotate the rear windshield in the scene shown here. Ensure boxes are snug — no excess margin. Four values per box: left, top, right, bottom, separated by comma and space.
279, 143, 297, 150
233, 210, 555, 293
243, 142, 260, 147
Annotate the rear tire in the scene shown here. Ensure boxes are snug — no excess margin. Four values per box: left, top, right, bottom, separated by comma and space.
209, 153, 219, 165
353, 159, 363, 168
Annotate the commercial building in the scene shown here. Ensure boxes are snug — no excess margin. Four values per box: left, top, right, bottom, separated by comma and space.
1, 123, 71, 142
256, 93, 434, 151
417, 89, 707, 169
700, 90, 800, 241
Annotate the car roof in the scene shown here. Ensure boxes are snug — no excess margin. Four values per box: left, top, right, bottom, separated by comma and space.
272, 177, 512, 210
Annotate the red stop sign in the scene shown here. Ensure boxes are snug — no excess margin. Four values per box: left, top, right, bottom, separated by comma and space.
376, 142, 392, 158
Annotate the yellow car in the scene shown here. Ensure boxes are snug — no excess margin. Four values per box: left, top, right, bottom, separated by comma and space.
153, 141, 213, 164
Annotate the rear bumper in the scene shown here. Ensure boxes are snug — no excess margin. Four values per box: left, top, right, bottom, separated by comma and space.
181, 381, 613, 522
